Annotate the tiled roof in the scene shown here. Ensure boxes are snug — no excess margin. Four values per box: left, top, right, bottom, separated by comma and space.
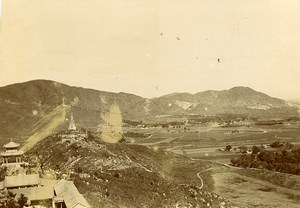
54, 180, 90, 208
13, 186, 54, 201
4, 174, 40, 188
4, 141, 20, 148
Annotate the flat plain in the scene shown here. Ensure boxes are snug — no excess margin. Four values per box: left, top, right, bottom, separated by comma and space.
125, 122, 300, 208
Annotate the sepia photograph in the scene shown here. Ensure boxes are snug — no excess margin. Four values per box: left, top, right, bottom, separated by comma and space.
0, 0, 299, 207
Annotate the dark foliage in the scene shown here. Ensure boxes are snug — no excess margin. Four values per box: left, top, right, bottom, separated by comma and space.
270, 141, 284, 148
0, 192, 28, 208
225, 145, 232, 151
231, 148, 300, 175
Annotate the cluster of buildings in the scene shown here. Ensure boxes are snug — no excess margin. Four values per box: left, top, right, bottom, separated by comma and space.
0, 113, 90, 208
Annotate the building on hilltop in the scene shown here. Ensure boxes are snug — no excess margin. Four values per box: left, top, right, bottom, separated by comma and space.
61, 130, 87, 144
1, 139, 24, 166
60, 113, 88, 144
0, 137, 90, 208
68, 113, 77, 131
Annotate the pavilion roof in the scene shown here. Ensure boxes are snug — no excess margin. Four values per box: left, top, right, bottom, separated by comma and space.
4, 141, 20, 149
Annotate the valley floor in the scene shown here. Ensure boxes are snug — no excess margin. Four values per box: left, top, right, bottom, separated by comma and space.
206, 163, 300, 208
128, 124, 300, 207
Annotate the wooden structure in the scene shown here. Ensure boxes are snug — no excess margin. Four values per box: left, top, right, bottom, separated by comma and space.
4, 174, 40, 189
1, 139, 24, 165
53, 180, 90, 208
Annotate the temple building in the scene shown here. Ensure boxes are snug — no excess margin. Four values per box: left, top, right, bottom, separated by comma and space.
1, 139, 24, 166
53, 180, 90, 208
4, 174, 40, 189
61, 113, 87, 144
0, 139, 90, 208
68, 113, 77, 131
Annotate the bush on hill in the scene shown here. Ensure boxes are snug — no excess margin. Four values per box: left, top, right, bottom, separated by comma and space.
231, 148, 300, 175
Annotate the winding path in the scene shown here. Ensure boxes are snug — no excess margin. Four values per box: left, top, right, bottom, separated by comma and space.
197, 167, 213, 189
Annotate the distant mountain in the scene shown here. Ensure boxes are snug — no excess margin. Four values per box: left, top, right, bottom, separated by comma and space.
0, 80, 298, 145
149, 86, 298, 117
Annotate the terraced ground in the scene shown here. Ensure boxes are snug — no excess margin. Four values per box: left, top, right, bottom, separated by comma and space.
129, 123, 300, 163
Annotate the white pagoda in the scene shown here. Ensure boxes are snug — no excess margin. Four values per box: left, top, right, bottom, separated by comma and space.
68, 113, 77, 131
1, 139, 24, 165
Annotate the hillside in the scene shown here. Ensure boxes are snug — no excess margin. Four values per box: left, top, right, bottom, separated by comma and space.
0, 80, 146, 147
0, 80, 298, 146
149, 87, 298, 117
25, 131, 236, 208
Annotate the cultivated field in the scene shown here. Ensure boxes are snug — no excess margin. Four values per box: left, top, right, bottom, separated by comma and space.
126, 122, 300, 164
125, 122, 300, 207
210, 165, 300, 208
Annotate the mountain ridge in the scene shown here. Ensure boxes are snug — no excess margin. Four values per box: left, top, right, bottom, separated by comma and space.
0, 79, 298, 144
0, 80, 288, 101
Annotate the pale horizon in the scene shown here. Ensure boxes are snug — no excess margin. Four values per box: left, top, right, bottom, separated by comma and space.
1, 0, 300, 101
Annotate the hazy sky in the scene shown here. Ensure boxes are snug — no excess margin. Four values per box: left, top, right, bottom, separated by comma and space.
0, 0, 300, 100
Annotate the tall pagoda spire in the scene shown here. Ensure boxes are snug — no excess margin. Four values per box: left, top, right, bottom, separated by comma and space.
68, 113, 77, 131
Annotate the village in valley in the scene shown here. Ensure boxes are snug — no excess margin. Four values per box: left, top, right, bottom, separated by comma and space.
0, 113, 90, 208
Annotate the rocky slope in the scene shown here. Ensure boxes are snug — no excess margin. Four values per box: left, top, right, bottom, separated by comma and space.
25, 131, 237, 208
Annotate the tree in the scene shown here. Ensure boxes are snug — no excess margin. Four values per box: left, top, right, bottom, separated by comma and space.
7, 191, 16, 198
238, 146, 247, 154
225, 145, 232, 151
284, 142, 294, 150
6, 199, 17, 208
17, 194, 28, 208
270, 141, 283, 148
252, 146, 260, 154
0, 166, 7, 181
230, 147, 300, 175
